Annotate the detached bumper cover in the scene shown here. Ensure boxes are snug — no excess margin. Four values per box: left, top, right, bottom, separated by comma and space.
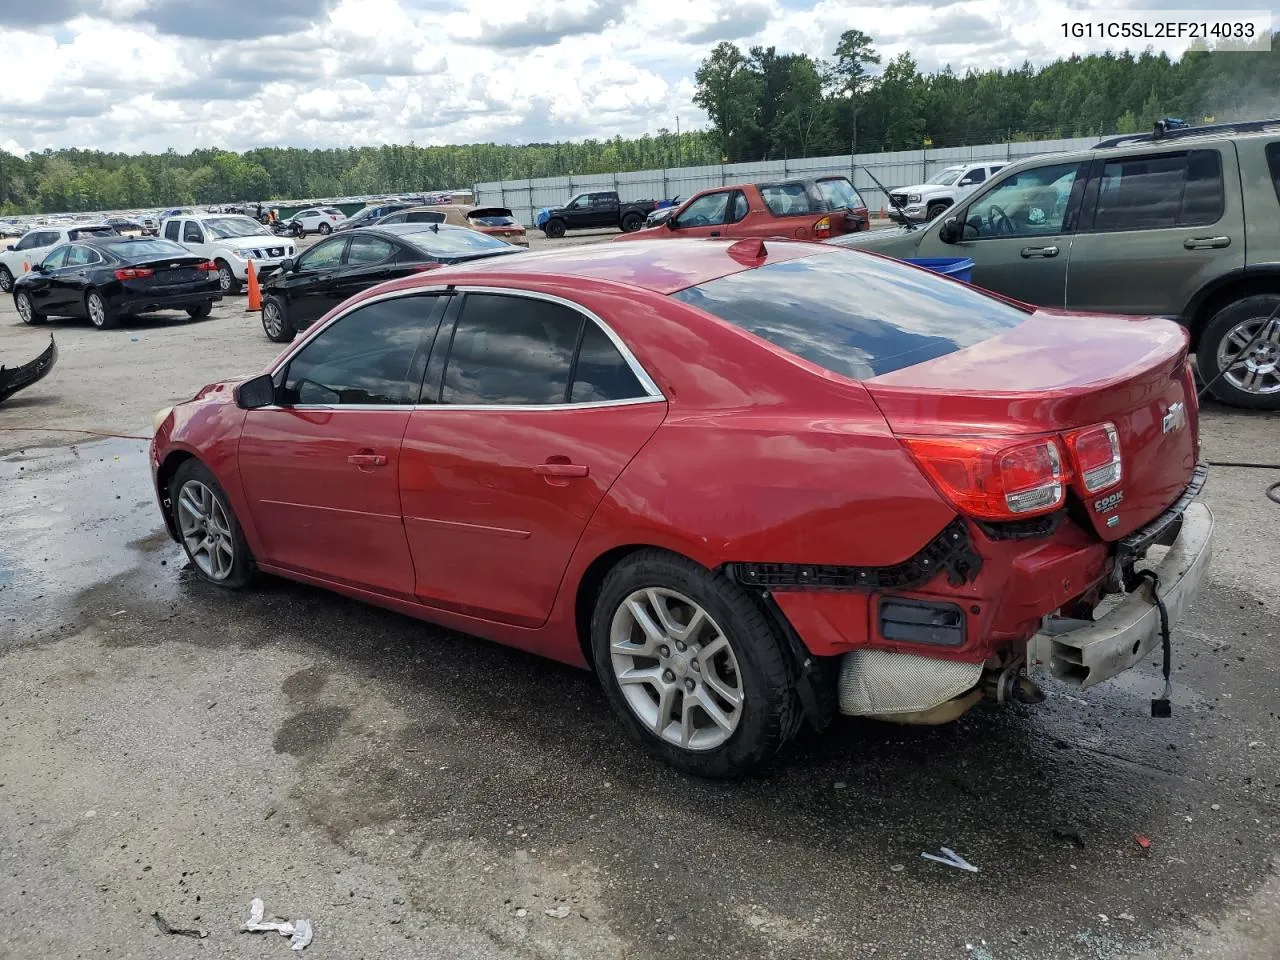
1031, 501, 1213, 688
0, 334, 56, 404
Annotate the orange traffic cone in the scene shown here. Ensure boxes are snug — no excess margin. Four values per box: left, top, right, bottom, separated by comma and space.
245, 259, 261, 312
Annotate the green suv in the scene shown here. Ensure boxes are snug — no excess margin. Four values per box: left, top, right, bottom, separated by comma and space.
837, 120, 1280, 409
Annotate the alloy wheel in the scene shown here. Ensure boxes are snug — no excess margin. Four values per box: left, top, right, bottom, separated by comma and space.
609, 587, 744, 751
1217, 315, 1280, 396
87, 293, 106, 328
218, 265, 234, 292
262, 300, 283, 338
177, 479, 236, 580
0, 268, 12, 293
15, 292, 33, 323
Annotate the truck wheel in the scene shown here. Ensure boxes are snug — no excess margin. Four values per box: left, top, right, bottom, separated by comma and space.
621, 212, 643, 232
926, 200, 951, 220
591, 549, 801, 779
544, 219, 566, 239
1197, 294, 1280, 410
215, 260, 242, 295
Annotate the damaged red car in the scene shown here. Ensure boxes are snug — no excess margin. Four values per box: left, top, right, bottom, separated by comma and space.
150, 237, 1212, 778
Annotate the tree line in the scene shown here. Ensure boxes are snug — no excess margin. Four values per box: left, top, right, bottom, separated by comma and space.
2, 33, 1279, 215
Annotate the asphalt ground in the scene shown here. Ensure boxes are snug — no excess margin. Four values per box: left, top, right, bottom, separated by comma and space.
0, 231, 1278, 960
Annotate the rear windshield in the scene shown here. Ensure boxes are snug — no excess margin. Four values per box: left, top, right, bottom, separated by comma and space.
816, 178, 866, 211
671, 250, 1030, 381
68, 226, 115, 239
101, 238, 189, 258
322, 207, 343, 216
401, 227, 517, 259
469, 209, 518, 226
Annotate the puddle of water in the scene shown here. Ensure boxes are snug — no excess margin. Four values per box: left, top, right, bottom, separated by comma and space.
0, 438, 184, 633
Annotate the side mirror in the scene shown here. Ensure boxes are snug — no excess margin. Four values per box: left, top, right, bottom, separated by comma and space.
33, 262, 48, 273
665, 217, 679, 230
279, 258, 295, 274
938, 217, 962, 244
236, 372, 276, 410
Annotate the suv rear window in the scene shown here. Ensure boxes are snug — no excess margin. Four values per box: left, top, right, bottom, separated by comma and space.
1091, 149, 1224, 231
671, 250, 1030, 381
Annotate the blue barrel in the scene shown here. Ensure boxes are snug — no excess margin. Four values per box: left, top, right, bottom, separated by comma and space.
902, 257, 974, 283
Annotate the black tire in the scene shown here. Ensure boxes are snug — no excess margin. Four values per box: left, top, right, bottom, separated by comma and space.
1197, 294, 1280, 410
261, 294, 296, 343
186, 303, 213, 319
318, 222, 332, 235
0, 266, 13, 294
544, 218, 566, 239
620, 212, 643, 232
85, 289, 117, 329
926, 200, 951, 221
590, 550, 800, 779
14, 289, 45, 324
169, 458, 256, 589
215, 260, 242, 295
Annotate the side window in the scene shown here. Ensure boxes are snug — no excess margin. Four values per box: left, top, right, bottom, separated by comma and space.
676, 192, 732, 228
14, 232, 39, 251
296, 237, 346, 271
41, 245, 71, 269
281, 296, 436, 406
183, 221, 204, 243
1090, 150, 1223, 231
989, 165, 1004, 175
592, 193, 615, 207
566, 196, 588, 211
962, 161, 1081, 240
346, 235, 396, 265
729, 191, 749, 223
379, 212, 408, 224
960, 167, 987, 186
164, 221, 181, 242
64, 245, 98, 267
440, 294, 583, 405
759, 183, 815, 216
1267, 142, 1280, 204
405, 211, 445, 223
569, 321, 646, 403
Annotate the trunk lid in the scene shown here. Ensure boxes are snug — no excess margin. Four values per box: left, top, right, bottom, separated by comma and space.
128, 254, 210, 289
865, 310, 1198, 541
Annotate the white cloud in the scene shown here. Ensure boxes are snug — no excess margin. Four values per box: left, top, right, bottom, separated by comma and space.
1, 0, 1275, 155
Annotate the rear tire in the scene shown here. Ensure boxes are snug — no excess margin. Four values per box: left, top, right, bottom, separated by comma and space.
590, 550, 800, 779
86, 289, 117, 330
0, 266, 13, 293
186, 303, 213, 319
216, 260, 242, 295
261, 295, 296, 343
169, 459, 255, 589
620, 212, 643, 232
14, 290, 45, 324
544, 219, 566, 239
1197, 295, 1280, 410
318, 223, 332, 235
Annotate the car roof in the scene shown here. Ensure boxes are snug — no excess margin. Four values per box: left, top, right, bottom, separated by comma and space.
414, 237, 834, 295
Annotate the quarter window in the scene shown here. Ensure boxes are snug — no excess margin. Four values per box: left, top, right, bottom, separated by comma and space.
1090, 149, 1224, 231
346, 235, 396, 265
570, 321, 645, 403
961, 161, 1082, 240
281, 296, 437, 406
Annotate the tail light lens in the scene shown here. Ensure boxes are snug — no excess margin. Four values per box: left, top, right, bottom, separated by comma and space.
114, 267, 154, 280
197, 261, 218, 272
903, 436, 1067, 519
1065, 422, 1121, 493
814, 216, 832, 239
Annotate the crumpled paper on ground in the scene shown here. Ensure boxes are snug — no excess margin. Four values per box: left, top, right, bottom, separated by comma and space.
242, 897, 314, 950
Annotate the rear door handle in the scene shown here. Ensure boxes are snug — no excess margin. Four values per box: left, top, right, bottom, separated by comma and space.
1184, 236, 1231, 250
709, 231, 721, 237
533, 462, 589, 478
347, 452, 388, 467
1020, 245, 1059, 258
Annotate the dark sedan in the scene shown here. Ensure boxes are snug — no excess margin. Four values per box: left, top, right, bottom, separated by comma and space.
13, 237, 221, 330
258, 223, 524, 342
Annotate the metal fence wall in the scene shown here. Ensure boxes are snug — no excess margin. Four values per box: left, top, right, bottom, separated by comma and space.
475, 135, 1098, 228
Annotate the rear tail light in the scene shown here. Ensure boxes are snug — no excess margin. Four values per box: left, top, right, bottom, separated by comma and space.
903, 436, 1067, 519
1064, 422, 1121, 493
197, 261, 218, 272
114, 267, 154, 280
814, 215, 832, 239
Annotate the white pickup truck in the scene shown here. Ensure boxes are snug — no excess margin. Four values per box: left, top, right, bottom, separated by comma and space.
887, 162, 1006, 223
0, 223, 116, 293
160, 214, 296, 294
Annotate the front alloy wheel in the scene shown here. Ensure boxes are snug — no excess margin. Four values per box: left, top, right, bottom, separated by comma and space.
261, 296, 295, 343
15, 290, 41, 324
177, 479, 236, 581
0, 266, 13, 293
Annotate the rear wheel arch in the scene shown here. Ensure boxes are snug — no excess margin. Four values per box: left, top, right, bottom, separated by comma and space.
1185, 268, 1280, 347
574, 544, 689, 672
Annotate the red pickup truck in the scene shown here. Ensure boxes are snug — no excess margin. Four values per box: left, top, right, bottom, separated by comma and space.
616, 176, 870, 243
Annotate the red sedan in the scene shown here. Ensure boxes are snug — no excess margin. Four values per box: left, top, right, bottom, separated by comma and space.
150, 237, 1212, 778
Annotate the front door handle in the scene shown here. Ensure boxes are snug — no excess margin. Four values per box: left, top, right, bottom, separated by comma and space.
1020, 245, 1059, 258
1184, 236, 1231, 250
347, 452, 388, 467
534, 462, 589, 478
710, 230, 721, 237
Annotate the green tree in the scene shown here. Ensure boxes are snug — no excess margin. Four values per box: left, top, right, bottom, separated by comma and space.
693, 42, 762, 161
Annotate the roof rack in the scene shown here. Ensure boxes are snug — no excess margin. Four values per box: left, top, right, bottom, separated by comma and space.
1094, 117, 1280, 149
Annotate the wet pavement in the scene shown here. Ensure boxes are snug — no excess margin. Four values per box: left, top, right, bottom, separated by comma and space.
2, 424, 1279, 958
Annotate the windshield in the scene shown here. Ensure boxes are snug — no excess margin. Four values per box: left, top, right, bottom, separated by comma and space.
926, 168, 963, 186
203, 216, 271, 239
671, 249, 1029, 381
402, 227, 516, 259
816, 178, 866, 211
102, 238, 189, 258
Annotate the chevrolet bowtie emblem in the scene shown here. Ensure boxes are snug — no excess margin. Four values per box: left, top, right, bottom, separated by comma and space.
1162, 401, 1186, 434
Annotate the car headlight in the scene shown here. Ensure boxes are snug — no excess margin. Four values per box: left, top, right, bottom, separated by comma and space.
152, 406, 173, 433
907, 193, 922, 203
234, 248, 258, 259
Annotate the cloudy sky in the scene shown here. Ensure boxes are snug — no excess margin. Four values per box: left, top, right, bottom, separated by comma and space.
1, 0, 1274, 156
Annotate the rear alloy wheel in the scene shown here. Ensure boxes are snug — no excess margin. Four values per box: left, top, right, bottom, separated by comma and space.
170, 459, 255, 589
591, 550, 800, 779
216, 260, 242, 295
0, 266, 13, 293
86, 290, 117, 330
15, 290, 45, 324
261, 295, 296, 343
186, 303, 213, 319
544, 219, 566, 239
318, 222, 332, 235
620, 212, 643, 232
1198, 295, 1280, 410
